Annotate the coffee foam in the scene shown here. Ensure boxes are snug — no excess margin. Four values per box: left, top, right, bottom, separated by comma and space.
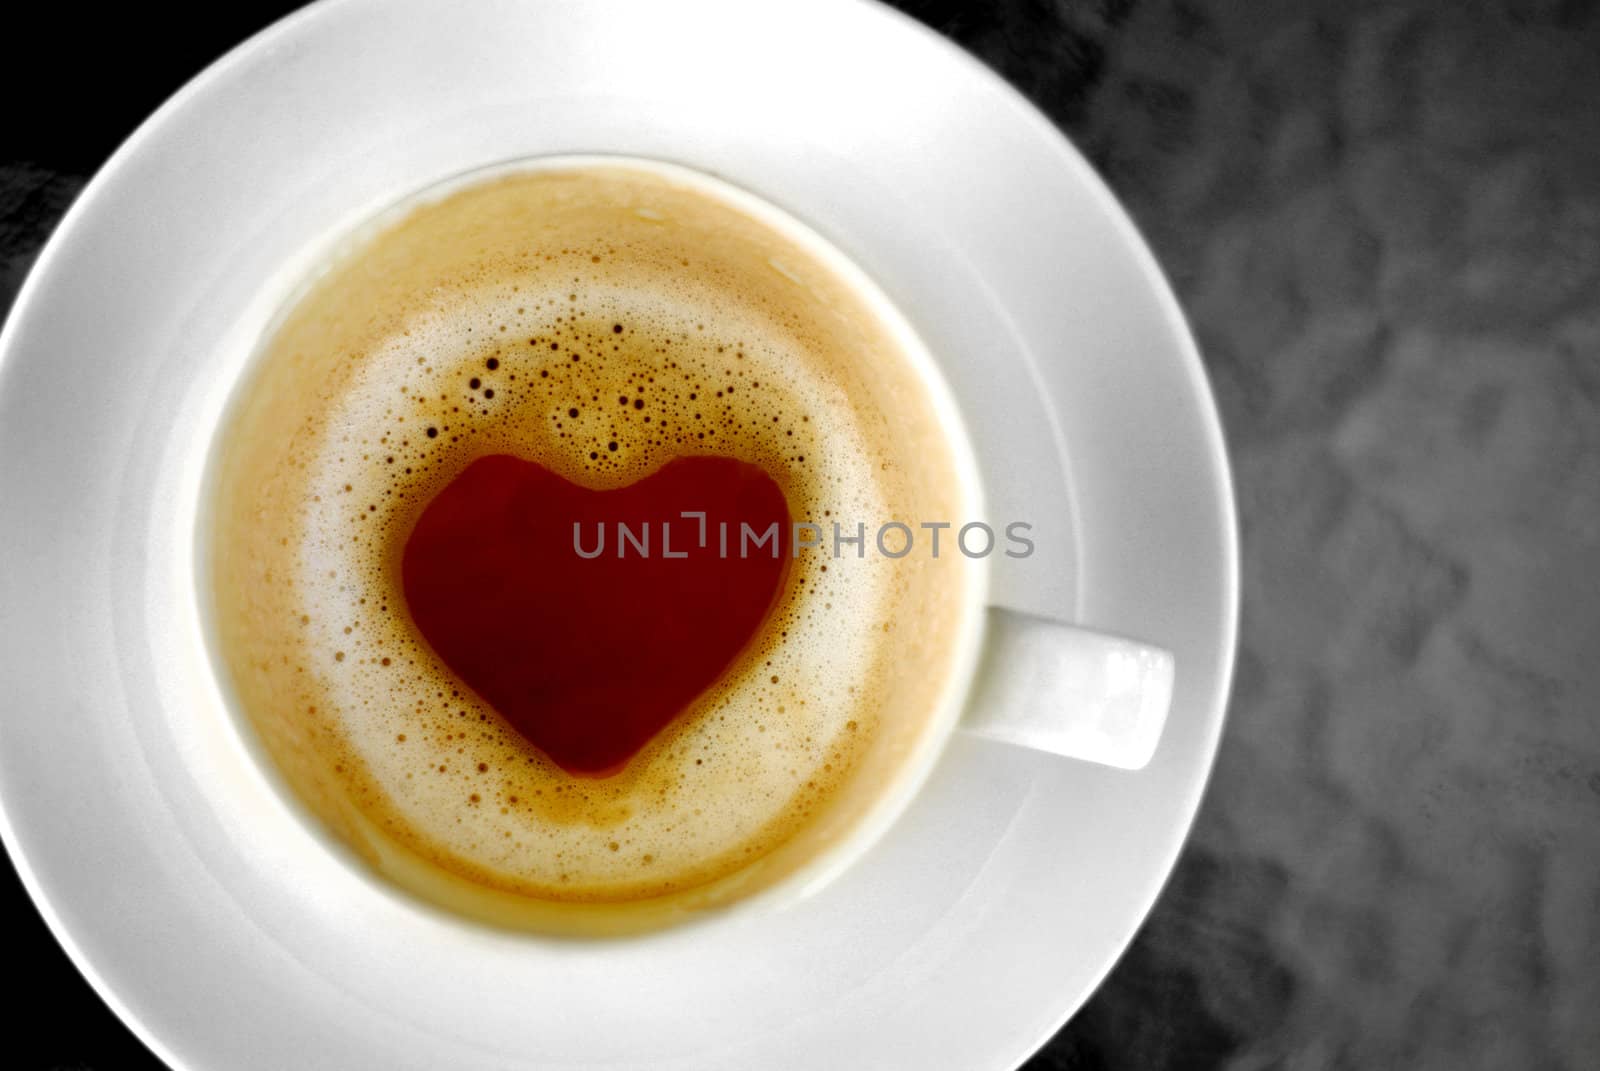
208, 162, 974, 915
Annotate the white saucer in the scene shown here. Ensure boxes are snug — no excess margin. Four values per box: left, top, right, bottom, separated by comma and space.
0, 1, 1237, 1067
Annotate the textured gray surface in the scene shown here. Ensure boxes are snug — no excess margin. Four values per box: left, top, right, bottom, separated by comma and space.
3, 1, 1599, 1069
942, 2, 1600, 1068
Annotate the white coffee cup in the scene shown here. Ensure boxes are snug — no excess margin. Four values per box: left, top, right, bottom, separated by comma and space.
211, 151, 1177, 932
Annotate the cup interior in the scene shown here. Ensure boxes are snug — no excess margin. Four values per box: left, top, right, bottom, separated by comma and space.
196, 152, 995, 934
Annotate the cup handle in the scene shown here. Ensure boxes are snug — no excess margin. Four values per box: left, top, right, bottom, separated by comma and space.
958, 607, 1174, 770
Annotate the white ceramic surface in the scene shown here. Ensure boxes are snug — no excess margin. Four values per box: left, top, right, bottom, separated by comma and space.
0, 1, 1237, 1068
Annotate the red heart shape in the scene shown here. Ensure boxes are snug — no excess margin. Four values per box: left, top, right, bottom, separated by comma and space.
401, 454, 790, 774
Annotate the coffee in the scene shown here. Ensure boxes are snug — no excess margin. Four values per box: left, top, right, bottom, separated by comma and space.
206, 161, 979, 925
403, 454, 792, 776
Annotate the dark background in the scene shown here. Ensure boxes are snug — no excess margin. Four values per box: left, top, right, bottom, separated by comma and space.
5, 1, 1599, 1068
